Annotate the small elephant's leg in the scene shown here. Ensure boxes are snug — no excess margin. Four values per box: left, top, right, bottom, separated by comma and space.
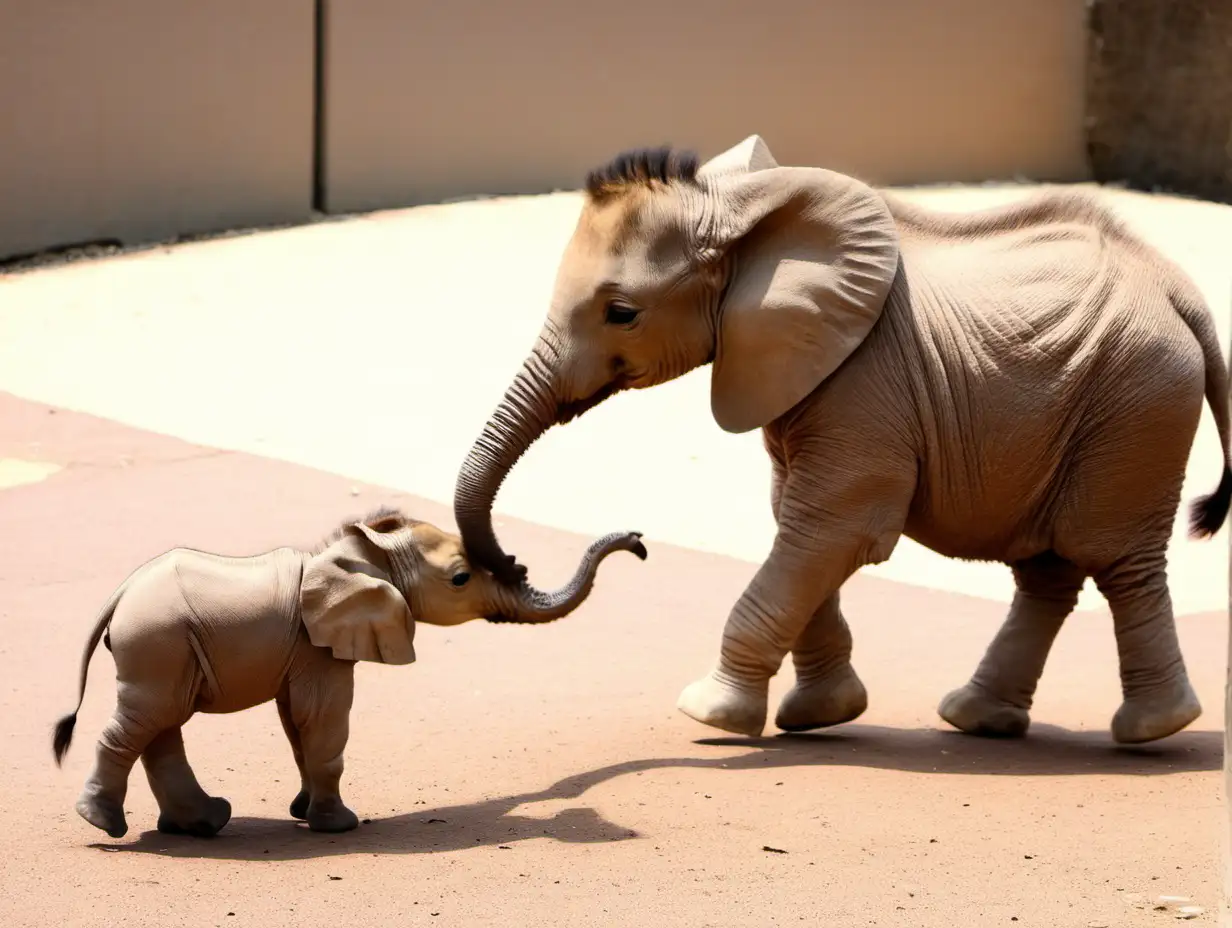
276, 694, 311, 821
77, 693, 168, 838
1092, 553, 1200, 744
775, 593, 868, 731
939, 551, 1085, 738
288, 659, 359, 833
142, 726, 232, 837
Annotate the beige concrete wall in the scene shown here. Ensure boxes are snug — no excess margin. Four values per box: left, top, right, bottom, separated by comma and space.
0, 0, 1091, 258
321, 0, 1091, 214
0, 1, 314, 261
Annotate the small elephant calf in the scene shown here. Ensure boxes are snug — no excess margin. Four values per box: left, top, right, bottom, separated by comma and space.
53, 507, 645, 839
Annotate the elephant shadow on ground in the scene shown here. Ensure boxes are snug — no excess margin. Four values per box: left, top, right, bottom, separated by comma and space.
94, 722, 1221, 862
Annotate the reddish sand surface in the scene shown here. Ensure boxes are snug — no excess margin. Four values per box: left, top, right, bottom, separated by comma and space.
0, 390, 1224, 927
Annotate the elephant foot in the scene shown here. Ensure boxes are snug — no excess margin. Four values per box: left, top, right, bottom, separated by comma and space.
75, 789, 128, 839
156, 797, 232, 838
937, 682, 1030, 738
1112, 680, 1202, 744
307, 798, 360, 834
775, 664, 868, 732
676, 670, 768, 737
289, 789, 310, 821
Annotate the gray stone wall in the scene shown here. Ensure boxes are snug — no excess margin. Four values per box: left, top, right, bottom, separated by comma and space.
1085, 0, 1232, 203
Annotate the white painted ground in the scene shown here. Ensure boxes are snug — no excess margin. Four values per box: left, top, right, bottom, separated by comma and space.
0, 182, 1227, 614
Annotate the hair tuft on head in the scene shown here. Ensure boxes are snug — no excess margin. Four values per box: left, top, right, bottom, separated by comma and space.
312, 505, 421, 552
584, 146, 700, 200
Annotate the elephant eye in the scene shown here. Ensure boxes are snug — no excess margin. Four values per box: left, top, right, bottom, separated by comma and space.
604, 302, 640, 326
451, 571, 471, 587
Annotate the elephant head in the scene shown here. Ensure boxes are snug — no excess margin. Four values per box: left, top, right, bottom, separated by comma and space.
300, 507, 646, 664
455, 135, 901, 582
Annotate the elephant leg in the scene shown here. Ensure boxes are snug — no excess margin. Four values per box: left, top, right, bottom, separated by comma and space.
276, 694, 311, 821
1092, 553, 1200, 744
76, 688, 173, 838
142, 726, 232, 837
677, 452, 913, 737
764, 452, 868, 732
774, 592, 868, 731
938, 551, 1085, 738
288, 659, 359, 833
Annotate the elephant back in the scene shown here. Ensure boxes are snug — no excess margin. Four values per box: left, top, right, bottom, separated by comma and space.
138, 546, 306, 713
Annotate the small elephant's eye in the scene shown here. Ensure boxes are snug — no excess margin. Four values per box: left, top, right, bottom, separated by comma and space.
605, 302, 640, 326
451, 572, 471, 587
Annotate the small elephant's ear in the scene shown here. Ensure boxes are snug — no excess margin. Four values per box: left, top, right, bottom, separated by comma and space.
300, 527, 416, 665
707, 166, 900, 434
698, 134, 779, 179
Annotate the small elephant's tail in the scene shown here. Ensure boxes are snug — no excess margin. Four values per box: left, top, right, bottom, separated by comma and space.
53, 579, 128, 766
1174, 285, 1232, 539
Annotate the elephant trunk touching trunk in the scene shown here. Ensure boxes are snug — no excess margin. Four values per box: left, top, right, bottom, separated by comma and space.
454, 353, 558, 584
485, 531, 648, 623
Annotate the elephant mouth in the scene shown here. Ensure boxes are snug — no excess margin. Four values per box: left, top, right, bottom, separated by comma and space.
555, 378, 628, 424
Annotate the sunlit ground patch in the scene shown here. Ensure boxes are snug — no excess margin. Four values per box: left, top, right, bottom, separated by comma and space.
0, 458, 61, 489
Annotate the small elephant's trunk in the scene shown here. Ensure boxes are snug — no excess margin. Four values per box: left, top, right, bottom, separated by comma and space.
454, 352, 557, 585
485, 531, 648, 624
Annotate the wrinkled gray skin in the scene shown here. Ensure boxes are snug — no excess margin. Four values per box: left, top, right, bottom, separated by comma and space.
454, 134, 1230, 745
53, 507, 645, 839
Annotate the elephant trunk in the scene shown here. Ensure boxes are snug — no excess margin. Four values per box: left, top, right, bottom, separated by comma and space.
454, 350, 558, 584
485, 531, 648, 624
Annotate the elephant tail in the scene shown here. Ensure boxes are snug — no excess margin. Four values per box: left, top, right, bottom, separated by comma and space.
53, 576, 129, 766
1174, 285, 1232, 539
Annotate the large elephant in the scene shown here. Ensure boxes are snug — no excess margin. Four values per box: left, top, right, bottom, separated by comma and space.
453, 134, 1231, 745
53, 506, 645, 839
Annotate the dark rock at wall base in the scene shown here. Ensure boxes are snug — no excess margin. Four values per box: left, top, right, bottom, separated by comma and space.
1084, 0, 1232, 205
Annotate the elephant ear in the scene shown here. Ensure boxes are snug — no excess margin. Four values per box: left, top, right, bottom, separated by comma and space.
698, 133, 780, 179
707, 166, 901, 434
300, 524, 416, 665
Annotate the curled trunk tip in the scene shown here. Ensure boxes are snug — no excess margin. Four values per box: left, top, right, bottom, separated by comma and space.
487, 531, 648, 624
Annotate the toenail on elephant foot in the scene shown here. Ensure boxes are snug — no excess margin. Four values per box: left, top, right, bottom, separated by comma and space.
156, 797, 232, 838
307, 799, 360, 834
76, 792, 128, 839
676, 671, 768, 737
938, 683, 1030, 738
1111, 681, 1202, 744
775, 665, 868, 732
289, 789, 310, 821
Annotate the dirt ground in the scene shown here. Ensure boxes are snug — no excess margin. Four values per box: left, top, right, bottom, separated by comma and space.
0, 179, 1228, 927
